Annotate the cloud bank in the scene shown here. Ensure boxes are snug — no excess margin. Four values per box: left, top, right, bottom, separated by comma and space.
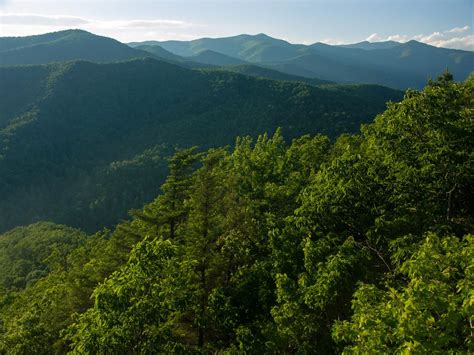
366, 26, 473, 51
0, 13, 196, 41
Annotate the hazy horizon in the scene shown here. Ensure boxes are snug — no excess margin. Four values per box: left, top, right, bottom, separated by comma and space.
1, 26, 473, 52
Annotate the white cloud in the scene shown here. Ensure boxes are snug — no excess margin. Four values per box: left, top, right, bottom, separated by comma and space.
0, 13, 196, 41
427, 35, 474, 51
366, 33, 383, 42
365, 25, 473, 51
318, 37, 347, 45
447, 26, 470, 34
121, 20, 190, 29
386, 34, 409, 42
0, 13, 88, 26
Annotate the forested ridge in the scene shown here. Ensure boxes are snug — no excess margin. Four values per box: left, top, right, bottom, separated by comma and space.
0, 30, 152, 65
0, 73, 472, 353
0, 57, 401, 233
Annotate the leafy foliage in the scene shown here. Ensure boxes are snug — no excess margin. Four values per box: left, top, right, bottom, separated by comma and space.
334, 233, 473, 353
0, 222, 86, 290
0, 74, 471, 353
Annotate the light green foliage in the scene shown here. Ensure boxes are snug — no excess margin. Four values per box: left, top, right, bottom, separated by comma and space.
65, 238, 188, 354
362, 71, 474, 234
269, 73, 473, 352
0, 222, 86, 290
334, 233, 473, 353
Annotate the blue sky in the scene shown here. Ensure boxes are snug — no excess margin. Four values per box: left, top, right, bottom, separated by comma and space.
0, 0, 472, 49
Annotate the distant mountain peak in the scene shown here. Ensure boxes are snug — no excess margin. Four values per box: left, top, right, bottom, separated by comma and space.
62, 28, 90, 34
404, 39, 427, 46
310, 42, 332, 47
43, 28, 92, 37
254, 33, 272, 39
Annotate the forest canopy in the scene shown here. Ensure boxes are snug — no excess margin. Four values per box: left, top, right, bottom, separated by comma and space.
0, 73, 472, 354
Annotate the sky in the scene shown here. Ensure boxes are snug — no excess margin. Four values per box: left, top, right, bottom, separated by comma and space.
0, 0, 473, 50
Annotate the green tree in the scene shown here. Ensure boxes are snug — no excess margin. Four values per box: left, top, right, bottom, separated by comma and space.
132, 147, 201, 239
65, 237, 189, 354
334, 233, 473, 353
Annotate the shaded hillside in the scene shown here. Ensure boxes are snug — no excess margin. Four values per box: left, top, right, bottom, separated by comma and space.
0, 58, 402, 232
134, 44, 332, 84
134, 44, 187, 62
214, 64, 333, 85
190, 50, 248, 66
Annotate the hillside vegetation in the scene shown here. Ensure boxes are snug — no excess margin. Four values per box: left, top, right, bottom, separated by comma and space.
0, 73, 472, 354
0, 58, 401, 233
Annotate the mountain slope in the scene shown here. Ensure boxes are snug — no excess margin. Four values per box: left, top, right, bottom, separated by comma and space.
134, 44, 186, 62
190, 50, 248, 66
0, 58, 402, 232
0, 29, 151, 65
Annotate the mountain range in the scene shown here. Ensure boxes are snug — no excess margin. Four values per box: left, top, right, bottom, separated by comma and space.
0, 30, 472, 89
0, 30, 329, 85
0, 29, 471, 232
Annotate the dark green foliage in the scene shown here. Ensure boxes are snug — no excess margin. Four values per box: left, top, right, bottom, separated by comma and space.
0, 58, 401, 233
213, 64, 333, 85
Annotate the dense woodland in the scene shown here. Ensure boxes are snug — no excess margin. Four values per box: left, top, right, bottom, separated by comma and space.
0, 73, 472, 353
0, 58, 401, 233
